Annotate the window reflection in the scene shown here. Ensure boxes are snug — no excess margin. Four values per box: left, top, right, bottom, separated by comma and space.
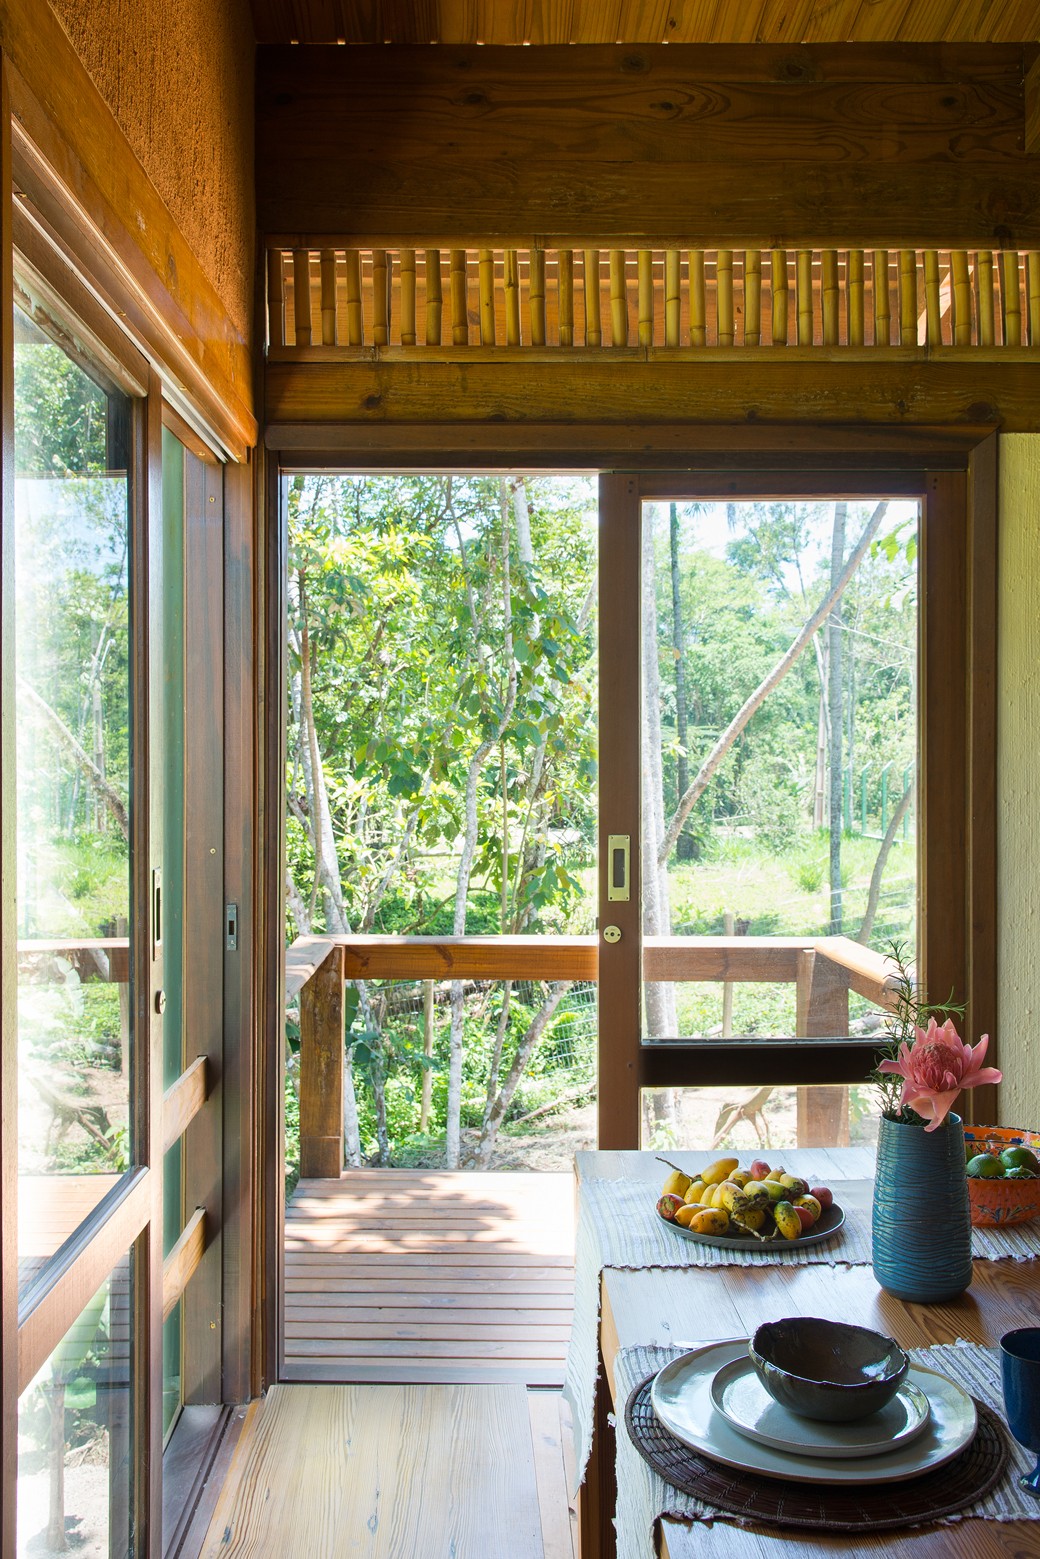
14, 305, 133, 1292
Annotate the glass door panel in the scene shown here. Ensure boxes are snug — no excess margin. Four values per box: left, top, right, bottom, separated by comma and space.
14, 305, 134, 1291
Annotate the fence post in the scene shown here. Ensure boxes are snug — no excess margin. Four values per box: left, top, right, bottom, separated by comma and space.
795, 949, 850, 1147
299, 945, 346, 1179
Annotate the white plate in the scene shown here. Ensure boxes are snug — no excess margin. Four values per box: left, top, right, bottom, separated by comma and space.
709, 1354, 932, 1460
650, 1340, 977, 1485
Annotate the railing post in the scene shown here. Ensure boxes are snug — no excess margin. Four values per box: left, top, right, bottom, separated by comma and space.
299, 945, 346, 1179
795, 949, 850, 1148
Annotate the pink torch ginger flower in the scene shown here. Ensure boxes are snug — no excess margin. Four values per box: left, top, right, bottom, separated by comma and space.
877, 1018, 1001, 1130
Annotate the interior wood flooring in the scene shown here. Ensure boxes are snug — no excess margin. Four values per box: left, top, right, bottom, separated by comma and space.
197, 1383, 574, 1559
284, 1170, 575, 1385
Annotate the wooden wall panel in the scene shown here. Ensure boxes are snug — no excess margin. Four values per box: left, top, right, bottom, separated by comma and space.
256, 44, 1040, 248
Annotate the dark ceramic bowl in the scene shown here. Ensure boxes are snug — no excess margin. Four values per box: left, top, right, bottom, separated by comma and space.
749, 1318, 910, 1423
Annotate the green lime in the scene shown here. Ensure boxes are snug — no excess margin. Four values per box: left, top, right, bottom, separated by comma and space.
967, 1153, 1005, 1178
1001, 1146, 1040, 1173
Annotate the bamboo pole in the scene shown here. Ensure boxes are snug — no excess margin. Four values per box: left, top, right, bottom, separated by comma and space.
399, 248, 417, 346
923, 250, 941, 347
873, 250, 891, 345
425, 249, 442, 345
899, 251, 918, 346
267, 249, 285, 348
292, 249, 312, 347
847, 250, 864, 347
584, 249, 602, 346
319, 249, 337, 346
609, 249, 628, 346
478, 247, 496, 345
344, 249, 363, 345
1002, 251, 1022, 347
717, 249, 734, 346
951, 251, 971, 346
664, 249, 681, 347
821, 249, 839, 346
504, 249, 521, 345
690, 251, 706, 346
372, 248, 389, 346
530, 249, 546, 346
771, 248, 788, 344
796, 250, 813, 345
559, 249, 574, 347
1028, 253, 1040, 347
744, 250, 762, 346
637, 249, 654, 347
450, 249, 469, 346
977, 250, 995, 347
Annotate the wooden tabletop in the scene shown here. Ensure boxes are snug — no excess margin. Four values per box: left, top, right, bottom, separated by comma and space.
578, 1149, 1039, 1558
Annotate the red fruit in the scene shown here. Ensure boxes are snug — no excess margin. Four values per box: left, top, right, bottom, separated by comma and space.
657, 1193, 684, 1221
810, 1185, 833, 1210
794, 1205, 815, 1232
750, 1160, 771, 1181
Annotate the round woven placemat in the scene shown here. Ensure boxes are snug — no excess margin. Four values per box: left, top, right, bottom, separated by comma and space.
624, 1376, 1009, 1533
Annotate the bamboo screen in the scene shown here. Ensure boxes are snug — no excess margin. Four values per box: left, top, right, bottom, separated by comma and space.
268, 247, 1040, 352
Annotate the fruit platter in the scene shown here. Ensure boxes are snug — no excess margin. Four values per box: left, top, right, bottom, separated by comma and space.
656, 1156, 845, 1247
964, 1125, 1040, 1226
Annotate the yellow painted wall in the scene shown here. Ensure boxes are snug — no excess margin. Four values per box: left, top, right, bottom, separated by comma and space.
998, 434, 1040, 1127
47, 0, 255, 340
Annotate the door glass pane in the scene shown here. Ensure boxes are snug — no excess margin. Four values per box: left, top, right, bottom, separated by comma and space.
17, 1251, 133, 1558
640, 496, 919, 1148
15, 306, 133, 1291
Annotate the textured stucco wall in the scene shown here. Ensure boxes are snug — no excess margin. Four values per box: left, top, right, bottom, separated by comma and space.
48, 0, 254, 340
998, 435, 1040, 1127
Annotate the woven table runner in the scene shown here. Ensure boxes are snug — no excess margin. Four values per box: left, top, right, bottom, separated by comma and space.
563, 1176, 1040, 1493
613, 1341, 1039, 1559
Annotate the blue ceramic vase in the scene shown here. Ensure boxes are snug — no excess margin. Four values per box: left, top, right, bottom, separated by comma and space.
872, 1112, 973, 1303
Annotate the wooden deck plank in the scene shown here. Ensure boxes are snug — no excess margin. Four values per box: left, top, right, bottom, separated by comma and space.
198, 1384, 542, 1559
528, 1392, 576, 1559
284, 1170, 575, 1386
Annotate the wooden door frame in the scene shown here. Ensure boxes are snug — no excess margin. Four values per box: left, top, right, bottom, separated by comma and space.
596, 445, 998, 1148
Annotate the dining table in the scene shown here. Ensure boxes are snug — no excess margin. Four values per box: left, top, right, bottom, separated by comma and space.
570, 1147, 1040, 1559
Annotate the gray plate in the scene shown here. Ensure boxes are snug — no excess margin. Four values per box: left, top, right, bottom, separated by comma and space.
710, 1354, 932, 1459
658, 1200, 846, 1250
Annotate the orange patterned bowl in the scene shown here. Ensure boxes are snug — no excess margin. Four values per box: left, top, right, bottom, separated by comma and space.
963, 1126, 1040, 1227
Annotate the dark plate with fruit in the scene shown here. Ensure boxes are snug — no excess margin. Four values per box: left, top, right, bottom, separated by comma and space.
659, 1200, 846, 1250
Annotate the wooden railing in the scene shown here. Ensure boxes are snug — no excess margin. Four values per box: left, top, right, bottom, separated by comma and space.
267, 245, 1040, 355
289, 933, 901, 1177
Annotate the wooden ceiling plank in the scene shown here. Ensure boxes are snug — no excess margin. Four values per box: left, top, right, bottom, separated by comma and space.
524, 0, 579, 44
712, 1, 771, 45
482, 2, 533, 45
436, 0, 482, 43
379, 0, 441, 43
841, 0, 917, 46
572, 1, 624, 44
989, 0, 1040, 43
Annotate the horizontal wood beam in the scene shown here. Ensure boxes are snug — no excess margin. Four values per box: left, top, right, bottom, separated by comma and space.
17, 936, 129, 982
162, 1207, 208, 1323
257, 45, 1040, 249
265, 355, 1040, 432
286, 935, 343, 1001
162, 1056, 209, 1156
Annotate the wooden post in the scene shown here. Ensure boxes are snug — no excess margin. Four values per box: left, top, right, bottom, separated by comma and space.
770, 248, 788, 344
319, 249, 337, 346
558, 249, 574, 346
847, 250, 864, 347
292, 249, 312, 347
951, 251, 971, 345
450, 248, 469, 345
873, 250, 891, 344
821, 250, 839, 346
795, 949, 850, 1148
1002, 251, 1022, 347
299, 946, 345, 1180
744, 249, 761, 346
796, 250, 813, 345
1027, 253, 1040, 346
583, 249, 602, 346
372, 248, 390, 346
530, 249, 546, 346
504, 249, 521, 345
637, 249, 653, 347
664, 249, 680, 346
690, 250, 706, 345
717, 249, 734, 345
267, 249, 285, 348
899, 250, 918, 345
420, 980, 435, 1134
978, 250, 996, 346
609, 249, 628, 345
478, 247, 496, 345
399, 247, 417, 345
923, 250, 942, 346
344, 250, 363, 345
425, 248, 442, 344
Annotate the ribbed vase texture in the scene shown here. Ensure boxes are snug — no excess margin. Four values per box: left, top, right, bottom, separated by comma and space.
872, 1112, 973, 1303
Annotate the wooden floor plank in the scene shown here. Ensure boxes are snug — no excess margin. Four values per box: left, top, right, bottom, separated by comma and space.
528, 1391, 576, 1559
199, 1384, 542, 1559
284, 1170, 575, 1386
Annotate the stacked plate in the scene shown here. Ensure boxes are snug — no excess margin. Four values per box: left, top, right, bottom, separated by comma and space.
651, 1340, 978, 1485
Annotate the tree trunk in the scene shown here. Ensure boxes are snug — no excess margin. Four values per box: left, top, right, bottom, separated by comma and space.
812, 635, 829, 830
47, 1381, 67, 1550
474, 982, 571, 1166
858, 781, 914, 945
660, 500, 889, 863
669, 501, 694, 859
828, 502, 847, 935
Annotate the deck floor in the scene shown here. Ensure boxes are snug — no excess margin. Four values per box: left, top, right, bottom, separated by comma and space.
284, 1170, 575, 1385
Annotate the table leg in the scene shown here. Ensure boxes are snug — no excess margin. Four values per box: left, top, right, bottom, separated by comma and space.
578, 1361, 617, 1559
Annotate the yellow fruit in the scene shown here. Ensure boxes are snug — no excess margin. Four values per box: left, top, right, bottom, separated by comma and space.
739, 1206, 767, 1233
674, 1202, 700, 1227
683, 1180, 708, 1204
701, 1157, 740, 1186
748, 1179, 785, 1203
765, 1168, 785, 1182
716, 1181, 749, 1216
661, 1168, 693, 1198
779, 1174, 809, 1197
795, 1194, 822, 1224
729, 1169, 751, 1188
689, 1207, 730, 1236
773, 1201, 802, 1240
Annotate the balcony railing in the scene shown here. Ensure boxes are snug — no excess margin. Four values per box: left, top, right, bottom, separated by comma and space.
287, 933, 901, 1177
